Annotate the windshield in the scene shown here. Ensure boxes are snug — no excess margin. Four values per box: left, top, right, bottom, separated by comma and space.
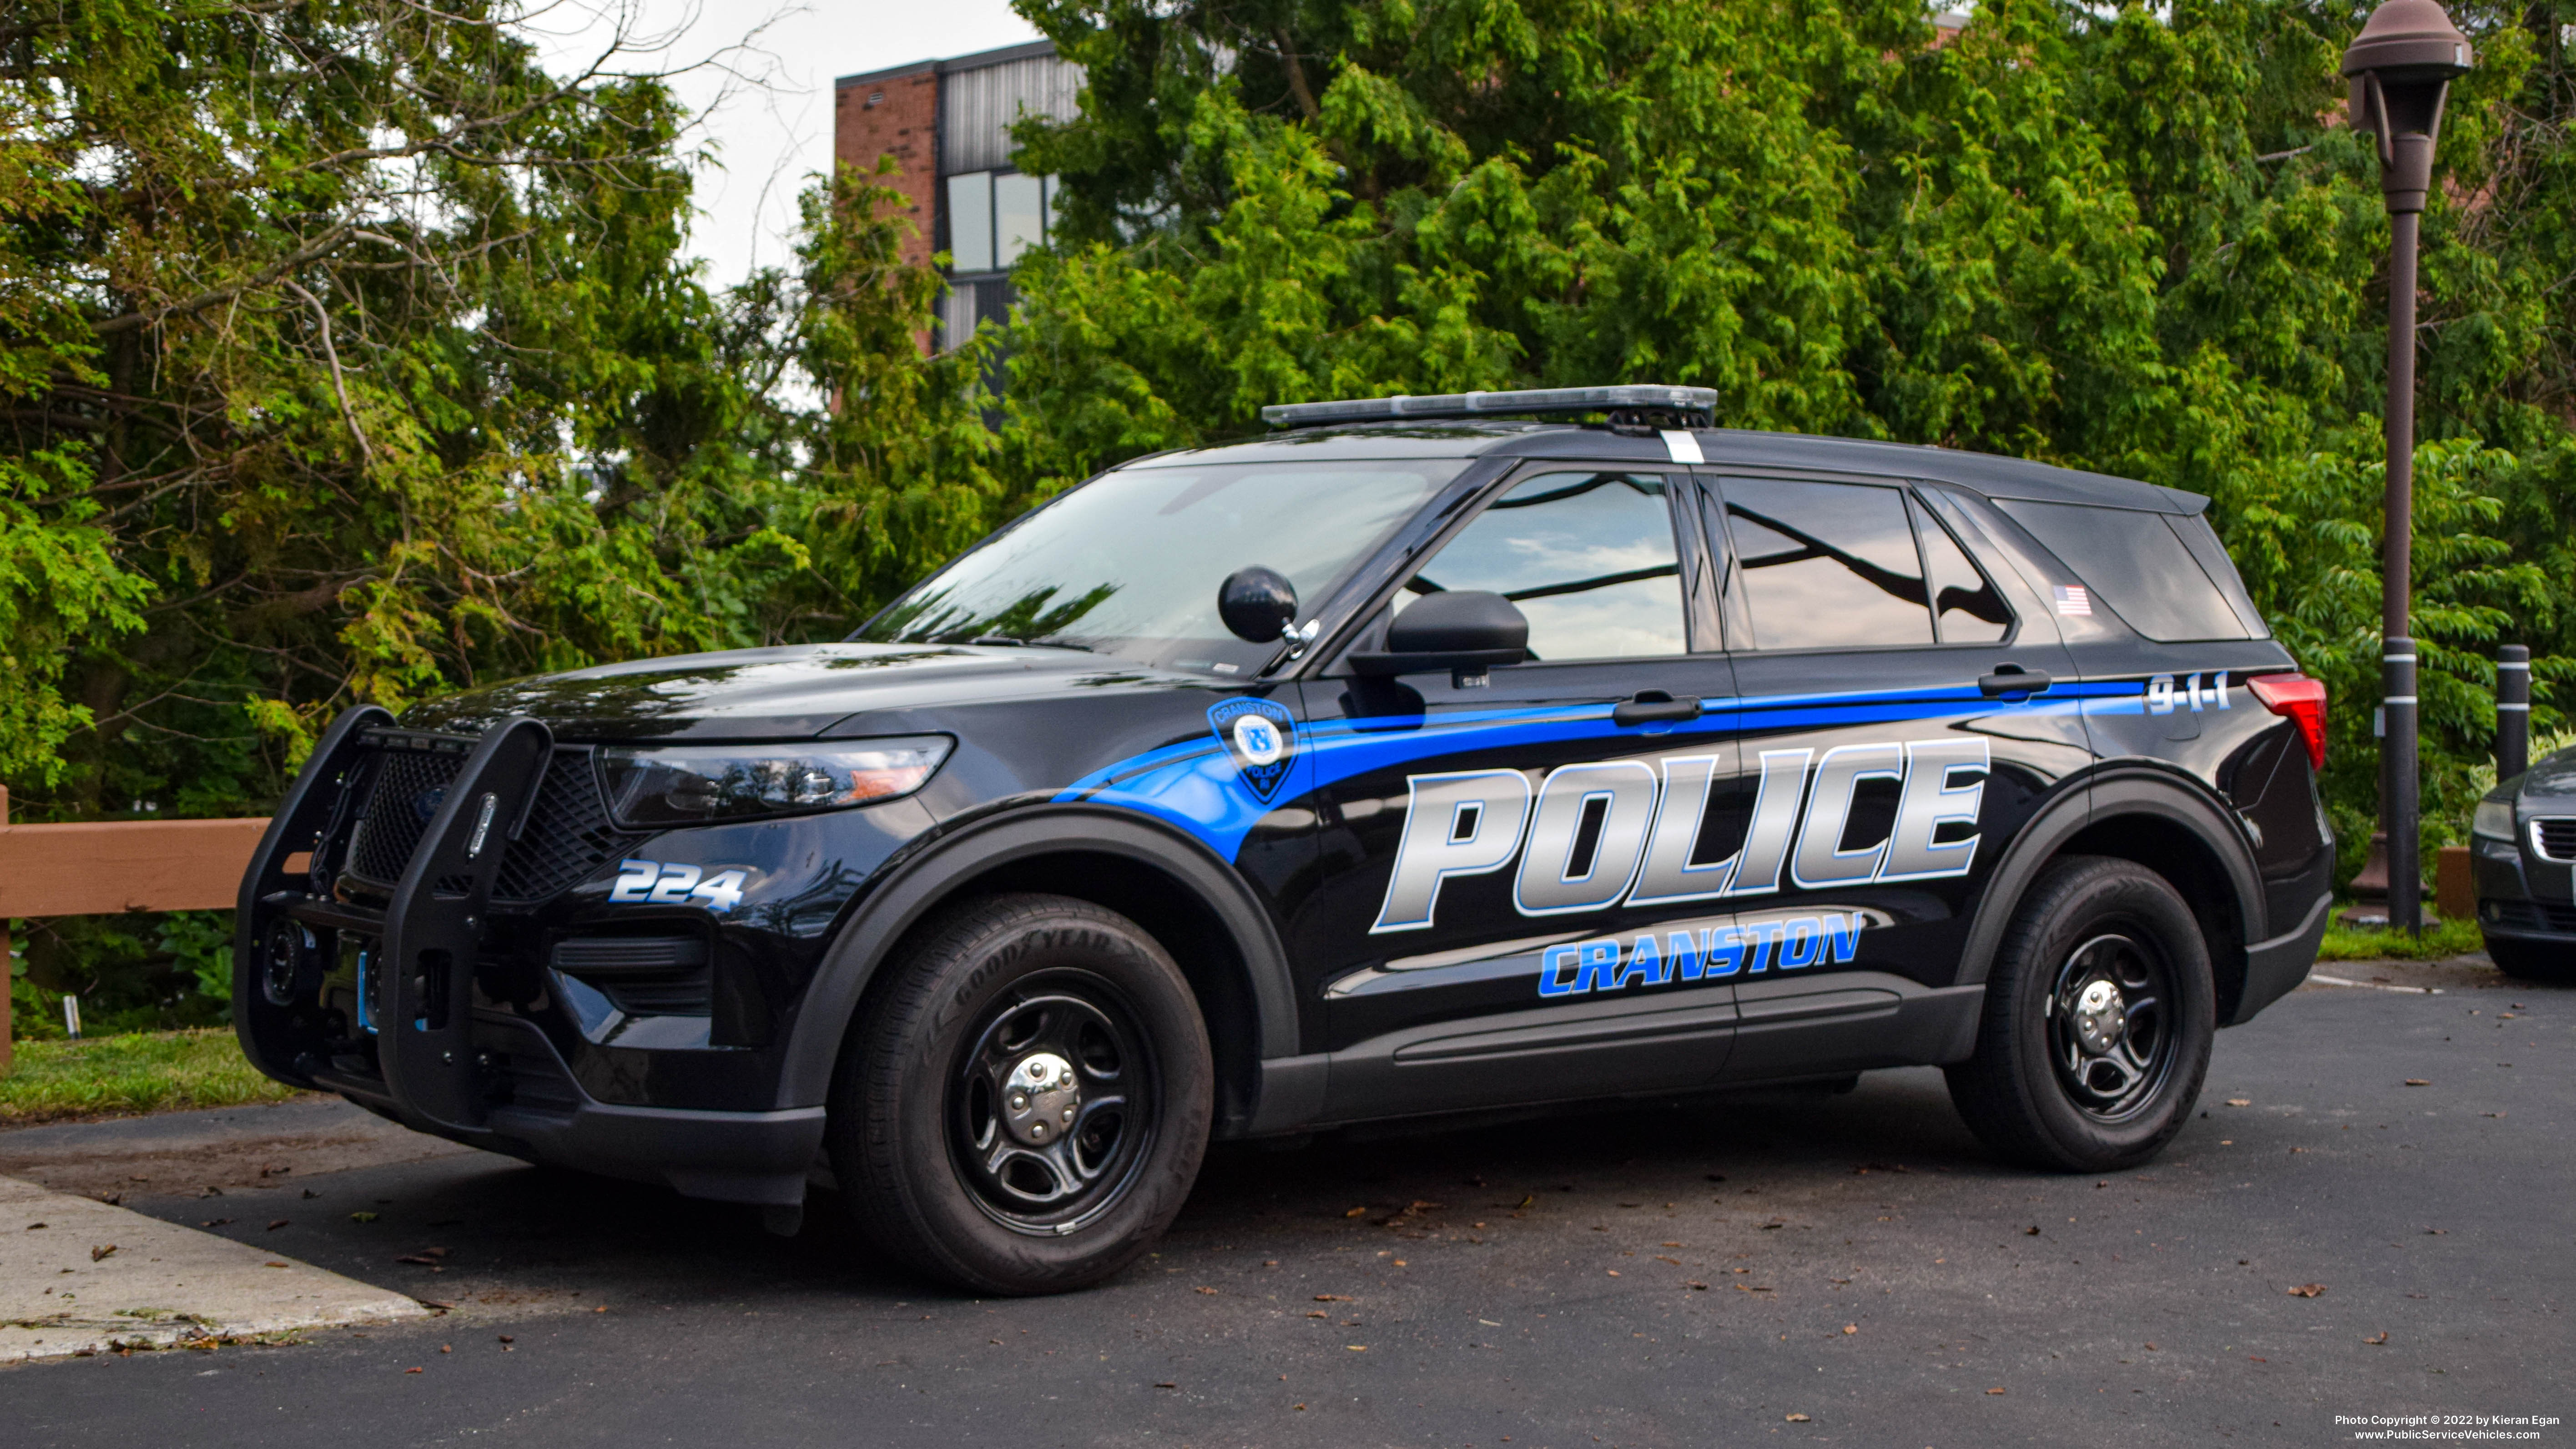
855, 458, 1471, 674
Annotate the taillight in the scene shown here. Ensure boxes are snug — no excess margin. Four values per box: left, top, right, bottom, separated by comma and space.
2247, 672, 2328, 771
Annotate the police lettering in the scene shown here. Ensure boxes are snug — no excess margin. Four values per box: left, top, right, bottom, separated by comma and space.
1369, 738, 1987, 934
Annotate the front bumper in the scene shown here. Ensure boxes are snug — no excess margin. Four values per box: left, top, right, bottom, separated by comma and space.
319, 1022, 823, 1205
233, 706, 826, 1206
2473, 828, 2576, 944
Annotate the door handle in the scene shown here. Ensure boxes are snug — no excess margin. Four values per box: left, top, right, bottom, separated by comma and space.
1613, 691, 1702, 726
1978, 666, 2052, 698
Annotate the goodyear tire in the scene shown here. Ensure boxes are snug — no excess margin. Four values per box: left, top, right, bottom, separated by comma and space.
1946, 856, 2215, 1172
829, 893, 1213, 1295
2484, 935, 2576, 983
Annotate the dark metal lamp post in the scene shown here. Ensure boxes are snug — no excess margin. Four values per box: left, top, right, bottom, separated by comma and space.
2344, 0, 2473, 935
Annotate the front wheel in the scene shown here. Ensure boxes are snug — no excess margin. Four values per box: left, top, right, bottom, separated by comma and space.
1946, 856, 2216, 1172
829, 893, 1213, 1295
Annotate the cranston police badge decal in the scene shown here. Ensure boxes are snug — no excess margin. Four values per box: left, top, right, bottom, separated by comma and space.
1207, 697, 1297, 803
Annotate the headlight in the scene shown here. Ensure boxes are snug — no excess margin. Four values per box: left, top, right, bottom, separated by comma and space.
599, 737, 952, 828
2472, 797, 2516, 842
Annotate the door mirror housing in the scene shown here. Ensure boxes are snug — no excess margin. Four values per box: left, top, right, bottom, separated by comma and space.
1350, 591, 1530, 676
1218, 566, 1299, 643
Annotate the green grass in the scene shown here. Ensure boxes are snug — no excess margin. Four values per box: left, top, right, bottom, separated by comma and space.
0, 1027, 313, 1126
2314, 914, 2490, 963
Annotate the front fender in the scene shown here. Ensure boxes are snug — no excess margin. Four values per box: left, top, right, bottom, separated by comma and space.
772, 804, 1301, 1110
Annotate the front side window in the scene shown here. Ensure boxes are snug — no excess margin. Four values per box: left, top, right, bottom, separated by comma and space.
857, 459, 1468, 675
1718, 477, 1933, 650
1406, 471, 1687, 661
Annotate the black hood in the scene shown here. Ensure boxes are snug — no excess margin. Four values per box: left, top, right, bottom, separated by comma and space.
2512, 745, 2576, 804
397, 644, 1119, 742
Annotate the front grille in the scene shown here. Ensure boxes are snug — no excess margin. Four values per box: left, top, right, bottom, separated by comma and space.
492, 751, 649, 904
347, 748, 465, 884
2531, 818, 2576, 863
342, 742, 647, 905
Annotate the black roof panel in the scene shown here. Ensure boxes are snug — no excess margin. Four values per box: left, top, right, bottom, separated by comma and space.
1137, 421, 2203, 514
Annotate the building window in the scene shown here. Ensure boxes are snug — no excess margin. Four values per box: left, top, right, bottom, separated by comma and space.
947, 172, 995, 273
943, 169, 1056, 275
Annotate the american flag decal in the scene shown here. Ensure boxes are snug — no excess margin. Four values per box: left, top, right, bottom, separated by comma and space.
2053, 584, 2092, 616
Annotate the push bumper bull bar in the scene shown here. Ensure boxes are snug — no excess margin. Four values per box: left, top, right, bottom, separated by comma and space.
232, 706, 823, 1207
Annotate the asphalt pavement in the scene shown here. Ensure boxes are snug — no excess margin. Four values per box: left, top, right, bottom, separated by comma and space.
1, 962, 2566, 1447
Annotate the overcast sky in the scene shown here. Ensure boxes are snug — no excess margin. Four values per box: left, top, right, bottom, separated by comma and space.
527, 0, 1043, 291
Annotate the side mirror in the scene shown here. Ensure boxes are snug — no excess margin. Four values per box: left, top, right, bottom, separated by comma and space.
1350, 591, 1529, 676
1218, 566, 1299, 643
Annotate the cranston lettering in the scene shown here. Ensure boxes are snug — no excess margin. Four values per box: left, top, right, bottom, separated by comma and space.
1537, 912, 1867, 999
1370, 737, 1988, 934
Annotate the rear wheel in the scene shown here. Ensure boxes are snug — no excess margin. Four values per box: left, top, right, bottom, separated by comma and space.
1947, 856, 2216, 1171
830, 893, 1213, 1295
2484, 934, 2576, 983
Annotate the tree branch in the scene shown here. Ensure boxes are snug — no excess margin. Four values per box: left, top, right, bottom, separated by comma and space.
281, 280, 373, 467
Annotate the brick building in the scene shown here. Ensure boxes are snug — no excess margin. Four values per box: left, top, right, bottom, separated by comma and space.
833, 40, 1083, 353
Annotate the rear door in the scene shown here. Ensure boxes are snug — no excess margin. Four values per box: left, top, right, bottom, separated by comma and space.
1699, 472, 2091, 1081
1288, 465, 1744, 1118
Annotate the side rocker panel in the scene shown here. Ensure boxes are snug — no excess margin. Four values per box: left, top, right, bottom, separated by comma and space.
776, 806, 1302, 1113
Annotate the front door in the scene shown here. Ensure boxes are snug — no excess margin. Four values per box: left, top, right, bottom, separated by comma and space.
1699, 471, 2091, 1081
1286, 466, 1747, 1120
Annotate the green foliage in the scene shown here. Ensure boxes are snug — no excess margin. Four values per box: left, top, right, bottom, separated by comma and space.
0, 3, 994, 1021
0, 1028, 310, 1122
2315, 916, 2488, 962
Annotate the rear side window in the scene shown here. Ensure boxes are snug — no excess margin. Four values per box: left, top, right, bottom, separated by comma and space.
1910, 495, 2011, 643
2168, 512, 2272, 639
1994, 500, 2253, 642
1716, 476, 1932, 650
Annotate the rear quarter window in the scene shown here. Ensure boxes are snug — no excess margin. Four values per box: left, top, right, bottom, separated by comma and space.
1993, 500, 2254, 642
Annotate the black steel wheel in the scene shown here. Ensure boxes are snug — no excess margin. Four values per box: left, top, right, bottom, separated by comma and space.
830, 894, 1212, 1295
949, 980, 1159, 1232
1948, 856, 2215, 1171
2044, 931, 2179, 1123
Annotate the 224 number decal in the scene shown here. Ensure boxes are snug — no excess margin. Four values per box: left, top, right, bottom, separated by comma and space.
610, 858, 750, 912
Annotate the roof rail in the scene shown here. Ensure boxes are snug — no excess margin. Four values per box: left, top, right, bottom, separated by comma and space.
1260, 385, 1717, 430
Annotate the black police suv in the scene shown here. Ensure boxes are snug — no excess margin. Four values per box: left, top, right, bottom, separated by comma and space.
2472, 747, 2576, 981
234, 385, 2336, 1295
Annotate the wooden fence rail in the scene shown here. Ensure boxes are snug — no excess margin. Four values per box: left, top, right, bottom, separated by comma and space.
0, 786, 271, 1073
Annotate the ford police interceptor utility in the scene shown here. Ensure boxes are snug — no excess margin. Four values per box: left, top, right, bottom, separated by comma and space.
233, 385, 2336, 1295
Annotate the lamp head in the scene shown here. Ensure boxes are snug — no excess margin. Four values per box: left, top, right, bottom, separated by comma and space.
2341, 0, 2474, 209
2341, 0, 2473, 85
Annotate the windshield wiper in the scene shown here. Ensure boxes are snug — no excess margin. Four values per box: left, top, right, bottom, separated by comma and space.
965, 634, 1094, 652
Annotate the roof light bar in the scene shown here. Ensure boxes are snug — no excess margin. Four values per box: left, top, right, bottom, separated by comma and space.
1260, 385, 1718, 429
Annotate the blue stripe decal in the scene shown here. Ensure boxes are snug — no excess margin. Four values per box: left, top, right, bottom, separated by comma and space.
1056, 680, 2127, 861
